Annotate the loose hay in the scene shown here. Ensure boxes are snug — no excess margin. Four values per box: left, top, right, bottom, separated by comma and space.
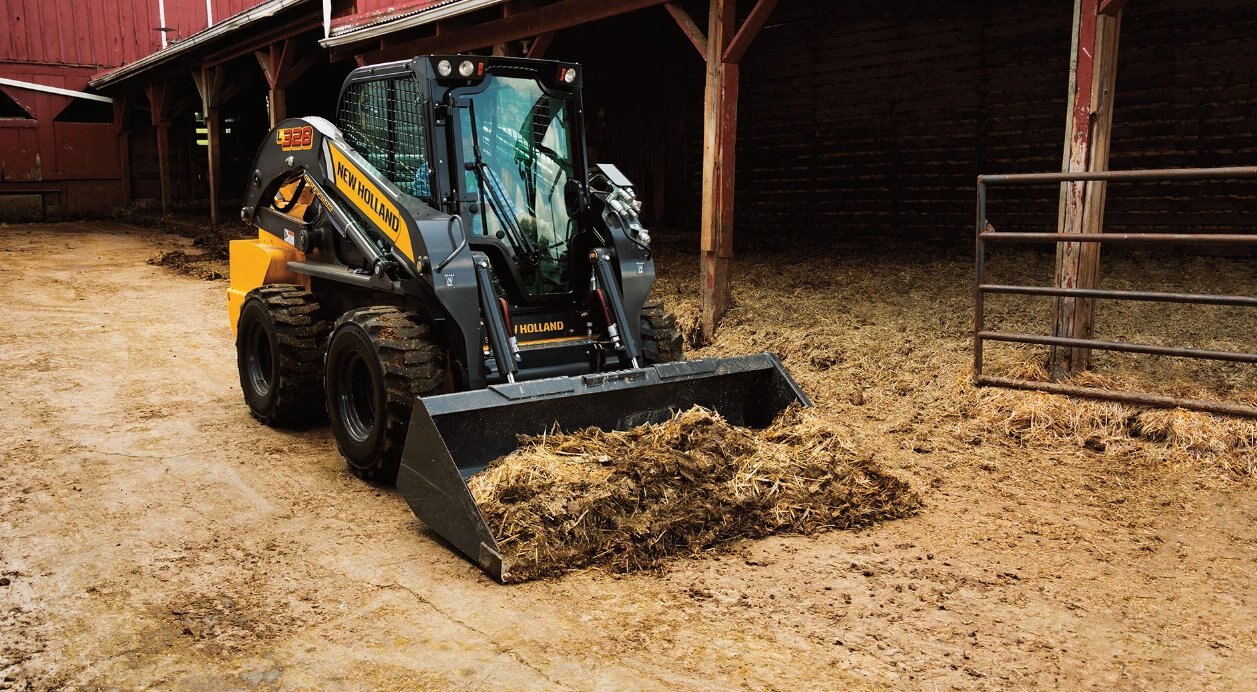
468, 405, 921, 582
651, 240, 1257, 479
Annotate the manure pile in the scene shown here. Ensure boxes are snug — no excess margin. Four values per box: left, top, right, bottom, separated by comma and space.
467, 405, 921, 582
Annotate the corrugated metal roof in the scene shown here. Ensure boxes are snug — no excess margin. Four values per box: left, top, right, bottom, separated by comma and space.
320, 0, 504, 48
89, 0, 312, 89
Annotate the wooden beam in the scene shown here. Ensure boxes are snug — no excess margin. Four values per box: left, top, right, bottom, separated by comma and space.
203, 17, 320, 66
1051, 0, 1122, 378
193, 67, 226, 226
276, 47, 321, 89
1098, 0, 1128, 16
145, 80, 173, 216
145, 80, 169, 126
256, 41, 295, 127
367, 0, 670, 61
269, 87, 287, 126
699, 0, 738, 340
506, 0, 539, 13
255, 49, 276, 86
191, 65, 225, 108
664, 3, 707, 58
204, 101, 223, 226
112, 95, 132, 205
525, 31, 555, 59
274, 40, 295, 86
722, 0, 777, 64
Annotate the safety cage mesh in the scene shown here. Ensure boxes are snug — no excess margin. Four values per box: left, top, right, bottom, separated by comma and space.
337, 77, 432, 202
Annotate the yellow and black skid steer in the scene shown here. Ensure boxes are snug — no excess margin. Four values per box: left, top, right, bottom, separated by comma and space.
228, 55, 809, 581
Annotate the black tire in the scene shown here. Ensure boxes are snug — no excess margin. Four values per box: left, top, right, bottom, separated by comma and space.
640, 299, 684, 364
325, 307, 445, 484
236, 285, 329, 427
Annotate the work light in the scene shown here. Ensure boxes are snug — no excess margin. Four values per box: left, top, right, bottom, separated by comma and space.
458, 60, 475, 77
437, 59, 453, 77
562, 67, 577, 84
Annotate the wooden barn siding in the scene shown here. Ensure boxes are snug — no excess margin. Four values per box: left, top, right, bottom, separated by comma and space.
1104, 1, 1257, 233
0, 0, 280, 70
0, 0, 163, 68
212, 0, 272, 25
0, 65, 120, 182
694, 0, 1257, 241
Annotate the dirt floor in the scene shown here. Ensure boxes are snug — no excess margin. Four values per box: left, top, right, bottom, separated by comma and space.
1, 221, 1255, 689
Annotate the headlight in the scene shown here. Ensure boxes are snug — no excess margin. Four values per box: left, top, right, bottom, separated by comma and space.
437, 59, 453, 77
458, 60, 475, 78
562, 67, 577, 84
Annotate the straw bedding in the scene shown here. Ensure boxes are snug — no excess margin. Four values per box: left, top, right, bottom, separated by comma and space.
654, 241, 1256, 478
468, 405, 921, 582
467, 241, 1253, 581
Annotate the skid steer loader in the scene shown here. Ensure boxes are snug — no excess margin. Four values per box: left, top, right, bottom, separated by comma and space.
227, 55, 809, 581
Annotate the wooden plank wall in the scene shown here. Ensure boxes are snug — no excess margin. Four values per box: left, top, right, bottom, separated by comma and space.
1105, 0, 1257, 233
681, 0, 1257, 241
710, 0, 1069, 240
0, 0, 162, 68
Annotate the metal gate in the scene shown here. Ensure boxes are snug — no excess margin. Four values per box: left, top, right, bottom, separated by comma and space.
974, 166, 1257, 418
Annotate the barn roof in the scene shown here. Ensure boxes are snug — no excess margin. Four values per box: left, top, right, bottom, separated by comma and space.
89, 0, 312, 89
320, 0, 504, 49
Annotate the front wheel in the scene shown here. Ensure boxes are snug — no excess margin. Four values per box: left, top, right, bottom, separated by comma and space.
325, 307, 445, 484
235, 285, 328, 427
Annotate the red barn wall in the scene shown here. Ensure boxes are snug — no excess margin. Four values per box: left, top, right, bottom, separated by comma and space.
0, 0, 278, 218
0, 0, 163, 69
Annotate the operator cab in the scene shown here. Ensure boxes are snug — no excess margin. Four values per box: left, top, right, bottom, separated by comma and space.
334, 55, 590, 304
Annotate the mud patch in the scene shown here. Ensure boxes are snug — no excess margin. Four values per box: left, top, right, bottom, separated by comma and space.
469, 405, 921, 582
148, 250, 226, 281
127, 211, 251, 281
0, 600, 47, 689
166, 593, 282, 655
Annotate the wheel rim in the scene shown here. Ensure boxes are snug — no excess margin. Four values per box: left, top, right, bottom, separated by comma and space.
337, 350, 376, 445
245, 319, 274, 398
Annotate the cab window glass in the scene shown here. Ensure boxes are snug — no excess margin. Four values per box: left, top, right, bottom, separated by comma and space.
337, 77, 433, 204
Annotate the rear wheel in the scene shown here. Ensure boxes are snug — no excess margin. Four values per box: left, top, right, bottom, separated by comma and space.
236, 285, 328, 427
325, 307, 445, 484
640, 299, 684, 364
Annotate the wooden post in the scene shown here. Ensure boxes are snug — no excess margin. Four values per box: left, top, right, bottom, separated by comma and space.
269, 85, 286, 126
256, 41, 292, 128
698, 0, 737, 341
194, 67, 225, 226
525, 32, 554, 59
112, 95, 132, 205
672, 0, 776, 341
145, 80, 173, 216
1050, 0, 1122, 379
257, 40, 319, 128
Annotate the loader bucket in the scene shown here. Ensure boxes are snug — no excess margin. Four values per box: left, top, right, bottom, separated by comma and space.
394, 352, 811, 581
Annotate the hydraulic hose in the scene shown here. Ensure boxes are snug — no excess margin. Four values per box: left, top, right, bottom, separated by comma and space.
472, 252, 519, 383
591, 248, 642, 368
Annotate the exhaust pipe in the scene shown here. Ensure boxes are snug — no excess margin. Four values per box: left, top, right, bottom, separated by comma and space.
394, 353, 810, 581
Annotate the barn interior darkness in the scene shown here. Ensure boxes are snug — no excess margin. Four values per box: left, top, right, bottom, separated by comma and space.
116, 0, 1257, 246
125, 33, 353, 213
561, 0, 1257, 245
